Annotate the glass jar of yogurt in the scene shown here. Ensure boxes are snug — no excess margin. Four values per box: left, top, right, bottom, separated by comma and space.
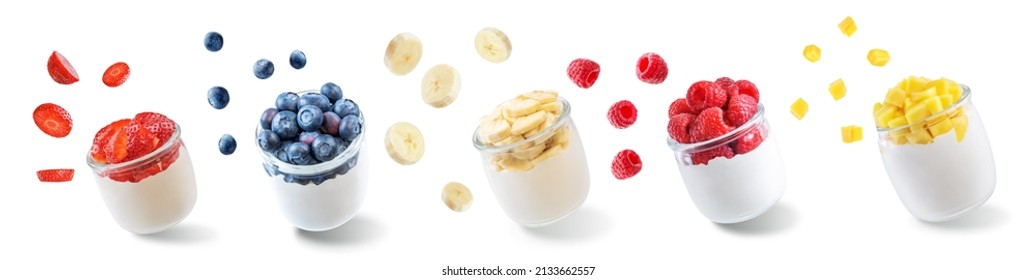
667, 104, 787, 224
877, 84, 996, 222
472, 93, 591, 227
86, 124, 198, 234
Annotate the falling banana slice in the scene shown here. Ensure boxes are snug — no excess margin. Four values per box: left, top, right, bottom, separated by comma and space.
442, 181, 473, 212
384, 33, 424, 76
385, 122, 425, 165
474, 27, 512, 63
421, 64, 461, 108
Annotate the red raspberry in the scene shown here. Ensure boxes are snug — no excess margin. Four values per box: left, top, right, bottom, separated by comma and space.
37, 169, 74, 182
686, 80, 728, 114
567, 58, 600, 89
668, 98, 692, 118
690, 107, 731, 143
733, 79, 760, 102
667, 113, 695, 144
725, 93, 759, 127
636, 52, 668, 84
607, 100, 637, 129
691, 145, 734, 165
611, 149, 643, 180
733, 126, 766, 155
715, 77, 735, 87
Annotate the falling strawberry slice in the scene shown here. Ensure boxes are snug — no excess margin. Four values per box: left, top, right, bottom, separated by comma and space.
47, 51, 79, 85
37, 169, 75, 182
102, 62, 130, 87
33, 103, 73, 138
91, 119, 132, 164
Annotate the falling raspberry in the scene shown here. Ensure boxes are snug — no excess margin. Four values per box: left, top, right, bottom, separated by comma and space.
567, 58, 600, 89
635, 52, 668, 84
611, 149, 642, 180
607, 100, 638, 129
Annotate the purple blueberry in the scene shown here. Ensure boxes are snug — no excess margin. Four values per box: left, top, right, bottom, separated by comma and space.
271, 111, 299, 140
321, 112, 341, 135
298, 131, 320, 146
332, 99, 360, 118
276, 92, 299, 112
320, 82, 343, 102
275, 141, 293, 163
298, 92, 331, 112
259, 107, 277, 129
311, 134, 339, 162
287, 142, 313, 165
296, 105, 324, 132
257, 129, 280, 152
334, 137, 349, 157
338, 114, 362, 142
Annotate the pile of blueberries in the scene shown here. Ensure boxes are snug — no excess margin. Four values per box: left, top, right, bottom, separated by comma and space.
257, 82, 364, 185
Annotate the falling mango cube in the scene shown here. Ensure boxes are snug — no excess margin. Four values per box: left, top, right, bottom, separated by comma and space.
791, 98, 809, 120
803, 44, 821, 63
841, 125, 863, 143
868, 49, 890, 67
839, 16, 857, 37
829, 78, 846, 101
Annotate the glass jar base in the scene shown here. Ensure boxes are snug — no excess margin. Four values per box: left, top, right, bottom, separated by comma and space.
909, 190, 994, 223
707, 194, 783, 224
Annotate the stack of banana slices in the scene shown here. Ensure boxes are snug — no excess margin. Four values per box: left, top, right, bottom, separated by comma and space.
477, 90, 571, 172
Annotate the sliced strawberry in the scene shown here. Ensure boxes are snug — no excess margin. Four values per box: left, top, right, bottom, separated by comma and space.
102, 62, 131, 87
91, 119, 132, 164
133, 162, 164, 183
134, 112, 176, 142
109, 172, 133, 183
33, 103, 73, 138
125, 124, 160, 160
37, 169, 75, 182
159, 141, 181, 171
104, 128, 130, 164
47, 51, 79, 85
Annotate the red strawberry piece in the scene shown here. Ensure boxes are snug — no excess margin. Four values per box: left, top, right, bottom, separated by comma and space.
33, 103, 73, 138
690, 107, 731, 143
567, 58, 600, 89
133, 162, 164, 182
159, 141, 181, 170
686, 80, 728, 114
109, 172, 133, 183
102, 62, 131, 87
725, 94, 759, 127
667, 113, 695, 144
37, 169, 74, 182
668, 98, 692, 118
635, 52, 668, 84
691, 145, 735, 165
47, 51, 79, 85
125, 124, 160, 161
134, 112, 176, 142
607, 100, 638, 129
91, 119, 132, 164
715, 77, 735, 87
611, 149, 643, 180
733, 79, 760, 102
104, 128, 130, 164
733, 126, 766, 155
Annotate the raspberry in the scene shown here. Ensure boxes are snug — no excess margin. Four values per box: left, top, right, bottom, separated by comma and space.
37, 169, 74, 182
102, 62, 130, 87
667, 113, 695, 144
686, 80, 728, 114
725, 93, 759, 127
691, 145, 734, 165
607, 100, 637, 129
33, 103, 73, 138
635, 52, 668, 84
567, 58, 600, 89
668, 98, 692, 118
715, 77, 735, 87
611, 149, 642, 180
733, 126, 765, 155
733, 79, 760, 102
690, 107, 731, 143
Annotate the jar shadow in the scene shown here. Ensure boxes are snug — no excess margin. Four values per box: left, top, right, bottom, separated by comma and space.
296, 215, 384, 246
714, 202, 798, 235
137, 222, 216, 243
920, 203, 1007, 230
522, 206, 610, 241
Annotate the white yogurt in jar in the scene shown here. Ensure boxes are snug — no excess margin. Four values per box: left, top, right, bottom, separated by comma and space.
676, 136, 786, 224
268, 144, 369, 232
94, 144, 198, 234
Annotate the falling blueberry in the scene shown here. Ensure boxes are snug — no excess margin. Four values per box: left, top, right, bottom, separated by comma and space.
298, 92, 331, 112
271, 110, 299, 139
259, 107, 278, 129
253, 58, 275, 79
333, 99, 360, 118
204, 32, 223, 52
338, 114, 362, 142
311, 134, 339, 162
257, 129, 281, 152
276, 92, 299, 112
218, 134, 237, 155
208, 86, 230, 109
296, 105, 324, 132
320, 82, 343, 102
289, 50, 307, 69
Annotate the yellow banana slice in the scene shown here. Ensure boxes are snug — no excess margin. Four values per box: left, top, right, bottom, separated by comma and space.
442, 182, 473, 212
384, 33, 423, 76
421, 64, 461, 108
474, 27, 512, 63
384, 122, 425, 165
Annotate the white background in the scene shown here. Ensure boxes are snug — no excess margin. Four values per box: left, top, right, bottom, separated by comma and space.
3, 0, 1033, 278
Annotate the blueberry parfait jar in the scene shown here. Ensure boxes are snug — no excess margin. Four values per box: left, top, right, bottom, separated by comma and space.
255, 86, 370, 232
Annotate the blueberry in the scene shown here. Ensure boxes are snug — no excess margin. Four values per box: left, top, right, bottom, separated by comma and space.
259, 107, 277, 129
207, 86, 230, 109
296, 105, 324, 132
320, 82, 343, 102
321, 112, 341, 135
311, 134, 339, 162
257, 129, 281, 152
346, 154, 359, 169
298, 131, 320, 145
294, 178, 311, 185
275, 92, 299, 112
218, 134, 237, 155
253, 58, 275, 79
282, 174, 295, 184
338, 114, 362, 142
311, 175, 327, 185
287, 142, 314, 165
275, 141, 293, 162
289, 50, 307, 69
262, 162, 278, 176
271, 111, 299, 139
298, 92, 331, 112
204, 32, 223, 52
332, 99, 360, 118
334, 137, 349, 156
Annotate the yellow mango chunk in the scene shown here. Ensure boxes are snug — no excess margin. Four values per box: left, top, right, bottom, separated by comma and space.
875, 76, 967, 146
867, 49, 890, 67
873, 102, 882, 115
924, 97, 944, 115
938, 94, 954, 108
905, 102, 932, 124
952, 115, 969, 143
839, 16, 857, 37
874, 105, 897, 128
910, 86, 937, 103
906, 130, 933, 145
829, 78, 846, 101
928, 118, 954, 138
894, 136, 908, 145
841, 125, 863, 143
890, 127, 911, 138
803, 44, 821, 63
791, 98, 809, 120
884, 88, 907, 108
887, 116, 908, 128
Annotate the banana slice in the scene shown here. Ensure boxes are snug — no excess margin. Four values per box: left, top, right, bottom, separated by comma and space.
442, 182, 473, 212
532, 145, 564, 164
478, 118, 511, 143
508, 98, 541, 117
421, 64, 461, 108
497, 156, 533, 172
523, 90, 558, 104
541, 100, 562, 115
384, 33, 423, 76
511, 143, 546, 160
385, 122, 425, 165
474, 27, 512, 63
510, 110, 546, 135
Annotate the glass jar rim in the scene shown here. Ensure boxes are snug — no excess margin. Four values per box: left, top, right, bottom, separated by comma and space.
667, 103, 767, 153
877, 84, 972, 133
86, 123, 183, 172
255, 90, 366, 176
471, 95, 572, 153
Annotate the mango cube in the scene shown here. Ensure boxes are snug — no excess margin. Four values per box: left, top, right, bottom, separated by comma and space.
905, 102, 931, 124
910, 86, 937, 103
887, 116, 908, 128
884, 88, 907, 108
928, 119, 954, 138
803, 44, 821, 63
924, 97, 944, 115
839, 16, 857, 37
791, 98, 809, 120
952, 115, 969, 142
906, 130, 933, 144
867, 49, 890, 67
841, 125, 863, 143
874, 105, 898, 128
875, 76, 968, 146
938, 94, 954, 108
873, 102, 882, 115
829, 79, 846, 101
